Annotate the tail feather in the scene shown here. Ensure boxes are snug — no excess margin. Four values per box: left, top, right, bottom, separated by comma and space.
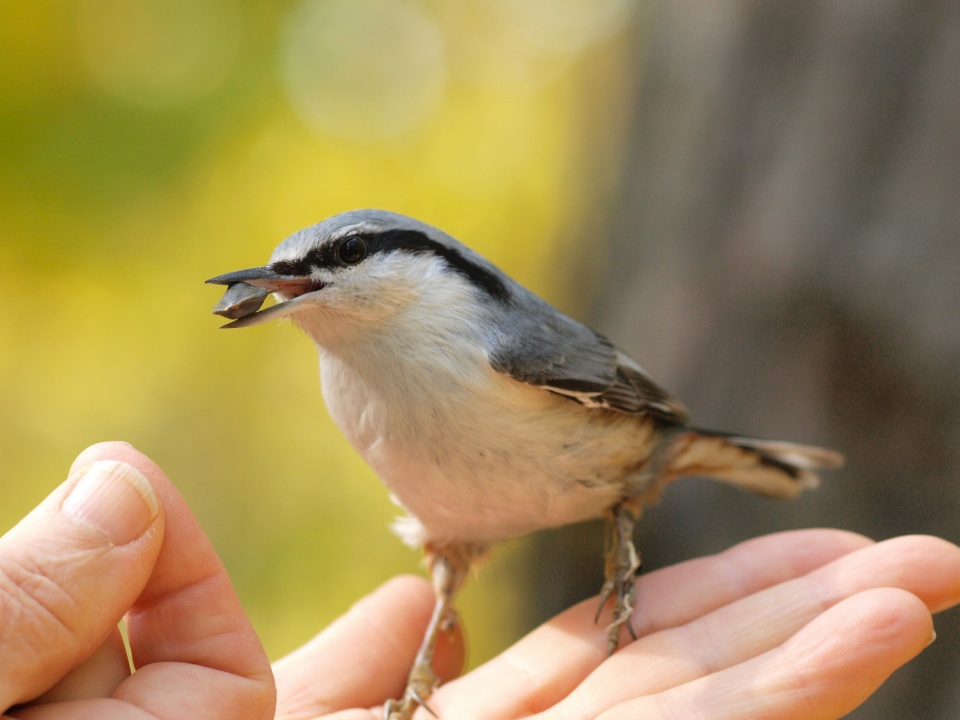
664, 428, 844, 500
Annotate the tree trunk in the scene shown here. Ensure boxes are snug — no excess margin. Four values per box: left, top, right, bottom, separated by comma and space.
532, 2, 960, 717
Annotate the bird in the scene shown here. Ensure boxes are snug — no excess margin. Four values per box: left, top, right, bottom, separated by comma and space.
207, 209, 843, 720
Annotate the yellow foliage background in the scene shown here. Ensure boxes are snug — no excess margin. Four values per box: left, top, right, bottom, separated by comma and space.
0, 0, 637, 663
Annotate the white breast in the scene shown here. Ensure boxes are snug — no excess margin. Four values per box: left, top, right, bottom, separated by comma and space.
298, 260, 658, 547
320, 359, 655, 547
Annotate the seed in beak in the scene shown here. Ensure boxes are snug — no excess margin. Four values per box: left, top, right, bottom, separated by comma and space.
212, 282, 270, 320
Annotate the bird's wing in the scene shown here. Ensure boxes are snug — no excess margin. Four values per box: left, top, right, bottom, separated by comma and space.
487, 294, 688, 424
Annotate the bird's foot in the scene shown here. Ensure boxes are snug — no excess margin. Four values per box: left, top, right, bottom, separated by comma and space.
601, 543, 640, 654
385, 661, 439, 720
596, 502, 642, 654
385, 546, 478, 720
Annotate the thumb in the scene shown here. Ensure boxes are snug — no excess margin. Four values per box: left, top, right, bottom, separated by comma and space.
0, 456, 163, 709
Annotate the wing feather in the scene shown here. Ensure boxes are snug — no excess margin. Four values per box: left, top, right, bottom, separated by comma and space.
487, 290, 687, 424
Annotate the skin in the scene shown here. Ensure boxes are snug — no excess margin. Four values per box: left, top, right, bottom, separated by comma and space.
1, 442, 958, 719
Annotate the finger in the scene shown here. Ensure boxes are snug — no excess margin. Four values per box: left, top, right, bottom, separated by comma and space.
0, 451, 162, 709
551, 534, 960, 718
65, 442, 275, 720
28, 629, 130, 705
628, 528, 875, 636
597, 588, 934, 720
429, 528, 869, 720
273, 575, 466, 719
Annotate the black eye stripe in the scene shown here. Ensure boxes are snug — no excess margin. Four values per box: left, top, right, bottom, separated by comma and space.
269, 229, 509, 301
270, 246, 332, 276
370, 230, 509, 300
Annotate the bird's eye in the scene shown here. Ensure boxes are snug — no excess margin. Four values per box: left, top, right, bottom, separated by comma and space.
337, 236, 367, 265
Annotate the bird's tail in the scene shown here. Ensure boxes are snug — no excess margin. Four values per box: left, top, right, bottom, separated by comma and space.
662, 428, 844, 499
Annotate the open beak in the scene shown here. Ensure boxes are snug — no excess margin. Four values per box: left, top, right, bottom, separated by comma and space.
206, 266, 323, 328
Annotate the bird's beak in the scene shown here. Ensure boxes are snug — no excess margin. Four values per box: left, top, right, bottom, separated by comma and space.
206, 266, 322, 329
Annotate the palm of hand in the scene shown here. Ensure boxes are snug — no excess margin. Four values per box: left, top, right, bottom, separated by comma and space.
276, 531, 954, 720
3, 443, 957, 720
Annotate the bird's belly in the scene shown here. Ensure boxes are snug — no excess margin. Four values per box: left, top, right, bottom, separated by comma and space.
375, 436, 627, 546
322, 357, 659, 546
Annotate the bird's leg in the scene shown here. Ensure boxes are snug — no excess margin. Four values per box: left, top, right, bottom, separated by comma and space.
386, 546, 474, 720
595, 501, 641, 655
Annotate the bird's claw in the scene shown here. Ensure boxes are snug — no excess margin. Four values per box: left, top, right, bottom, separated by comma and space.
385, 548, 469, 720
385, 662, 440, 720
597, 503, 642, 654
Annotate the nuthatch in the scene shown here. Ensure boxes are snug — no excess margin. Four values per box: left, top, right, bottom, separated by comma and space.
208, 209, 842, 719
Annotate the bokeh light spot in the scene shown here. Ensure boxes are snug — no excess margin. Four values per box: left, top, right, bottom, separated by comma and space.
490, 0, 637, 52
279, 0, 446, 140
77, 0, 240, 107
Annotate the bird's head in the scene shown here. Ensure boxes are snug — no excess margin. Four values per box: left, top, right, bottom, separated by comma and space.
207, 210, 510, 346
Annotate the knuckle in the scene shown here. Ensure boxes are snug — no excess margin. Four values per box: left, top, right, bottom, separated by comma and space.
0, 549, 85, 652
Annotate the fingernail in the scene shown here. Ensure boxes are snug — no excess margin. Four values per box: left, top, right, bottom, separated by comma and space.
61, 460, 159, 545
927, 629, 937, 648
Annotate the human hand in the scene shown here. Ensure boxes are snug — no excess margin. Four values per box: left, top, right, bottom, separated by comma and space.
4, 446, 958, 720
273, 530, 960, 720
0, 441, 275, 719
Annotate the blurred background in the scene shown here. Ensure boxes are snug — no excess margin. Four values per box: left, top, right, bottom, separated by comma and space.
1, 1, 957, 717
